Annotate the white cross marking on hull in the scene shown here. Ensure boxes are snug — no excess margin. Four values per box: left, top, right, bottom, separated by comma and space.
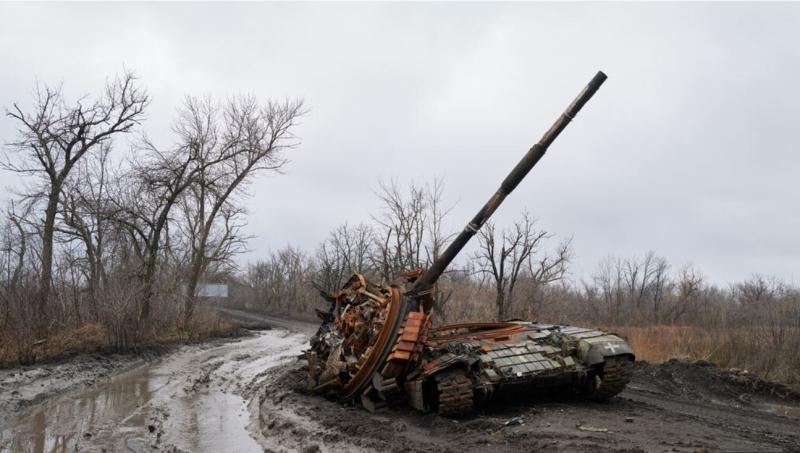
604, 342, 618, 354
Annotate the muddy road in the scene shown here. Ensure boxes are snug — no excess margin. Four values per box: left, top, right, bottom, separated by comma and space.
0, 314, 313, 453
2, 313, 799, 453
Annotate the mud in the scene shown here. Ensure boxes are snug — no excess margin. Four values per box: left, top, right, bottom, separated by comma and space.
2, 314, 799, 453
0, 315, 313, 453
0, 351, 161, 423
260, 354, 800, 453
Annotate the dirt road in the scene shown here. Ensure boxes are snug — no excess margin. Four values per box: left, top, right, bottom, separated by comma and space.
2, 312, 799, 453
0, 314, 313, 453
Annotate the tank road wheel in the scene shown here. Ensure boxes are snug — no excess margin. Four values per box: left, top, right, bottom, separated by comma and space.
590, 356, 632, 401
434, 370, 474, 418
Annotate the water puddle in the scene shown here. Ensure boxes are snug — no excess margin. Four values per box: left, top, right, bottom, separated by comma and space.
0, 331, 308, 453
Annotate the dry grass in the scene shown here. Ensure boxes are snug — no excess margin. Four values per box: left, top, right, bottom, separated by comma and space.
0, 324, 111, 365
182, 308, 238, 341
610, 326, 717, 363
55, 323, 110, 353
0, 309, 240, 366
607, 325, 800, 385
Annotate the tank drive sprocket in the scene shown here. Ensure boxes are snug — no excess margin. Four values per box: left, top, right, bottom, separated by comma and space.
590, 356, 632, 401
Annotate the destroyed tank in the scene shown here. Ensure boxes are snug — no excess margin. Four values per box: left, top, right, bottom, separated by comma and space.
306, 71, 635, 417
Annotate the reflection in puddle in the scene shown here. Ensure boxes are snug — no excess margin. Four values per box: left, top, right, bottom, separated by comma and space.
2, 366, 156, 452
0, 332, 298, 453
172, 392, 256, 452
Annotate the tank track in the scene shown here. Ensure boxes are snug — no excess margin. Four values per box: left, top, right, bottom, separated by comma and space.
435, 370, 474, 417
590, 356, 632, 401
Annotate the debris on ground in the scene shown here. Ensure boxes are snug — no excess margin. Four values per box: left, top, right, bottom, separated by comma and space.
577, 424, 609, 433
501, 415, 525, 427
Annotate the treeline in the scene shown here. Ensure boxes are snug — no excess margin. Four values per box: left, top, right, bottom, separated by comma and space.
241, 178, 572, 321
0, 72, 303, 363
243, 180, 799, 331
240, 181, 800, 384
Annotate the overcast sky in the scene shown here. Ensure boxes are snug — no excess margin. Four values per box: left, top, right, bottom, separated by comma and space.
1, 2, 799, 285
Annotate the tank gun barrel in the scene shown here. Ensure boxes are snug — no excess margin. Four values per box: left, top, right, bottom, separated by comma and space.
409, 71, 608, 295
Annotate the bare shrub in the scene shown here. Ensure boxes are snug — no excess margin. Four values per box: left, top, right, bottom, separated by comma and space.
2, 280, 41, 364
96, 280, 143, 351
184, 306, 236, 341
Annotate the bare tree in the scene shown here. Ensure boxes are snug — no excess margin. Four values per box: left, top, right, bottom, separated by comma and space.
593, 256, 626, 323
315, 222, 374, 292
522, 237, 572, 318
3, 72, 147, 325
1, 202, 32, 328
176, 96, 304, 325
372, 180, 427, 281
4, 202, 30, 295
55, 145, 116, 320
113, 99, 248, 322
672, 265, 704, 323
248, 246, 313, 315
423, 178, 456, 320
115, 139, 200, 321
650, 255, 670, 323
475, 212, 569, 321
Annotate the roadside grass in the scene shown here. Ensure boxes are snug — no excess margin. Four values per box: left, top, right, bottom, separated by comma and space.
609, 325, 800, 385
0, 308, 239, 366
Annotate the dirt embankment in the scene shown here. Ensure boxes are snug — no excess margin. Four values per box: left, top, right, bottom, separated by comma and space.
259, 358, 800, 453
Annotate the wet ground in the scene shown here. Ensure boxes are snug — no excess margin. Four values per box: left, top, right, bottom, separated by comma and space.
0, 314, 313, 453
261, 359, 800, 453
2, 311, 799, 453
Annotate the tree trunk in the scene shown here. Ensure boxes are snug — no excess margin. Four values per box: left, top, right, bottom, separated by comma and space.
140, 252, 157, 322
495, 290, 506, 322
183, 254, 204, 327
38, 188, 60, 331
140, 213, 171, 322
88, 265, 101, 322
72, 276, 82, 325
82, 238, 100, 322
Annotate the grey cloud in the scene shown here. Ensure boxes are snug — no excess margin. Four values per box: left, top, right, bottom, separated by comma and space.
1, 2, 799, 284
